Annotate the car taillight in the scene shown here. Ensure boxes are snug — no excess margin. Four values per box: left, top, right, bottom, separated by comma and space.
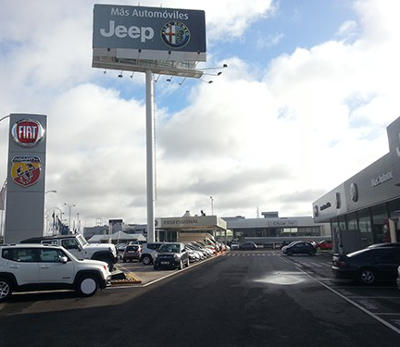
103, 265, 107, 271
334, 260, 347, 268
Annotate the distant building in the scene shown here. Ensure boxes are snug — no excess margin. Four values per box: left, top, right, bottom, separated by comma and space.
223, 211, 330, 245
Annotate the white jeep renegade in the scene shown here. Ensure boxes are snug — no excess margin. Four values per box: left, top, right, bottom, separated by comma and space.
0, 244, 111, 302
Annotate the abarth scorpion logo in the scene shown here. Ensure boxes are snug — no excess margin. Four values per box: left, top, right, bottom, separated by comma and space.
11, 156, 41, 187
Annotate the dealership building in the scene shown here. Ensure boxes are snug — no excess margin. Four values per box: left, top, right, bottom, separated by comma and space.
223, 212, 330, 246
313, 116, 400, 253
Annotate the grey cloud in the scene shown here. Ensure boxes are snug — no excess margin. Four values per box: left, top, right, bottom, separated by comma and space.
275, 189, 326, 204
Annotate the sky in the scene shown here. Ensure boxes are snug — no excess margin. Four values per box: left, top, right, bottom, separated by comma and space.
1, 0, 400, 229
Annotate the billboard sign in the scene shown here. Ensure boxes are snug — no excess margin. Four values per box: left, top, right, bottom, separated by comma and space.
93, 5, 206, 57
5, 114, 47, 244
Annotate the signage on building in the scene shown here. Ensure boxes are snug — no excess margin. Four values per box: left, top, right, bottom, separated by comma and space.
11, 119, 45, 147
350, 183, 358, 202
320, 202, 331, 211
93, 5, 206, 59
313, 205, 319, 217
5, 114, 47, 244
370, 171, 393, 187
11, 156, 41, 187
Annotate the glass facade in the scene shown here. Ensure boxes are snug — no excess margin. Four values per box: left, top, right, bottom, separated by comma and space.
371, 204, 388, 243
357, 210, 373, 248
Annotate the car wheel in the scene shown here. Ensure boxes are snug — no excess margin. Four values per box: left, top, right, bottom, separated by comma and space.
142, 255, 152, 265
122, 258, 126, 263
286, 251, 293, 256
154, 264, 159, 270
359, 268, 376, 285
76, 275, 98, 297
0, 277, 12, 302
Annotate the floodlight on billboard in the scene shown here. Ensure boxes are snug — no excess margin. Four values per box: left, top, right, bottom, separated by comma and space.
92, 4, 206, 77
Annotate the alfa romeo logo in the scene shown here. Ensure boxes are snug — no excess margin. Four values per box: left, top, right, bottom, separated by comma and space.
11, 156, 41, 187
11, 119, 45, 147
161, 21, 190, 48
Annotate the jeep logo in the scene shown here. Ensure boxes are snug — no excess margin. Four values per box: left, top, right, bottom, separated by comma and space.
100, 20, 154, 42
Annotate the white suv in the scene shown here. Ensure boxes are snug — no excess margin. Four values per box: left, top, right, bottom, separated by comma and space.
0, 244, 111, 302
21, 234, 118, 271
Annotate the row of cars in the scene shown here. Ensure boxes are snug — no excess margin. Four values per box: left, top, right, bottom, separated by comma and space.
118, 239, 229, 270
281, 239, 400, 287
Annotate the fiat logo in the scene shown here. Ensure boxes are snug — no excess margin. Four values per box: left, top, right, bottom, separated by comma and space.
11, 119, 45, 147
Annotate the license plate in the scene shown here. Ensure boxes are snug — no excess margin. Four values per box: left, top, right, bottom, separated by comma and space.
161, 261, 169, 265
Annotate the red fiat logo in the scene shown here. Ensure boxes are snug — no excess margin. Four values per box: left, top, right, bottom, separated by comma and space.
11, 119, 44, 147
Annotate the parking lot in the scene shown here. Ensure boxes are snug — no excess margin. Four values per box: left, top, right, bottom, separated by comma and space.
113, 251, 225, 287
278, 250, 400, 334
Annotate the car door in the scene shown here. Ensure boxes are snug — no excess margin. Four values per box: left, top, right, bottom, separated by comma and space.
2, 248, 40, 285
372, 249, 400, 281
38, 248, 75, 284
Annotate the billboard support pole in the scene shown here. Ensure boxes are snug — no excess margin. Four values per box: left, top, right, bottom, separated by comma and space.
146, 70, 155, 242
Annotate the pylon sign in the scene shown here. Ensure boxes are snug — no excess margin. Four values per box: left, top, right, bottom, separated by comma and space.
4, 114, 47, 244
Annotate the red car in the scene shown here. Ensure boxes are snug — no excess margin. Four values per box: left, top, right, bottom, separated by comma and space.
317, 240, 332, 250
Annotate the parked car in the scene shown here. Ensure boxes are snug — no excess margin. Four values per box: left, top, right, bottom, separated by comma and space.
239, 242, 257, 250
0, 243, 111, 302
20, 234, 118, 271
230, 243, 240, 250
332, 247, 400, 285
397, 265, 400, 290
154, 243, 189, 270
280, 240, 295, 249
140, 242, 163, 265
282, 241, 316, 256
122, 244, 142, 262
317, 240, 333, 250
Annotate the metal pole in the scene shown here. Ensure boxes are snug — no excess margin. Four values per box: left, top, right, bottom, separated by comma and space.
146, 70, 155, 242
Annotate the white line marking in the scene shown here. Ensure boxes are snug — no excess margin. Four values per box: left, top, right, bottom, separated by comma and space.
349, 297, 400, 300
295, 266, 400, 335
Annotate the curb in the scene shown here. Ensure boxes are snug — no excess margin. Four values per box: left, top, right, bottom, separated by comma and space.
111, 272, 142, 285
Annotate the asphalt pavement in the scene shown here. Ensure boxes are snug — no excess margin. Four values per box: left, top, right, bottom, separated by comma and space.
0, 249, 399, 347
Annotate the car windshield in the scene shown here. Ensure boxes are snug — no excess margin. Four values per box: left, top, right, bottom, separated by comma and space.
159, 244, 180, 253
76, 234, 88, 246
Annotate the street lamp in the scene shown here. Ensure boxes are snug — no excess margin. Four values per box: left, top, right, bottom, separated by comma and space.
210, 196, 214, 216
64, 202, 76, 233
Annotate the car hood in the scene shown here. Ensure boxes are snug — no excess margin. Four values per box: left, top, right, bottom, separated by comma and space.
78, 258, 108, 267
86, 243, 115, 251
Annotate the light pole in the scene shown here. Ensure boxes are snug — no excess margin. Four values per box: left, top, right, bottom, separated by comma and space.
210, 196, 214, 216
64, 202, 76, 233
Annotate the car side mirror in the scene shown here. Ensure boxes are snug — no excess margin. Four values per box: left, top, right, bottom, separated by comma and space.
59, 256, 68, 264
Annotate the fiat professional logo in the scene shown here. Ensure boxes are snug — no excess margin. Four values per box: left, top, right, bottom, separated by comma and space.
11, 119, 45, 147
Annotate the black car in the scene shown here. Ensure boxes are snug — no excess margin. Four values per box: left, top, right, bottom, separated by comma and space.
239, 242, 257, 250
282, 241, 316, 256
332, 247, 400, 285
154, 243, 189, 270
368, 242, 400, 248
